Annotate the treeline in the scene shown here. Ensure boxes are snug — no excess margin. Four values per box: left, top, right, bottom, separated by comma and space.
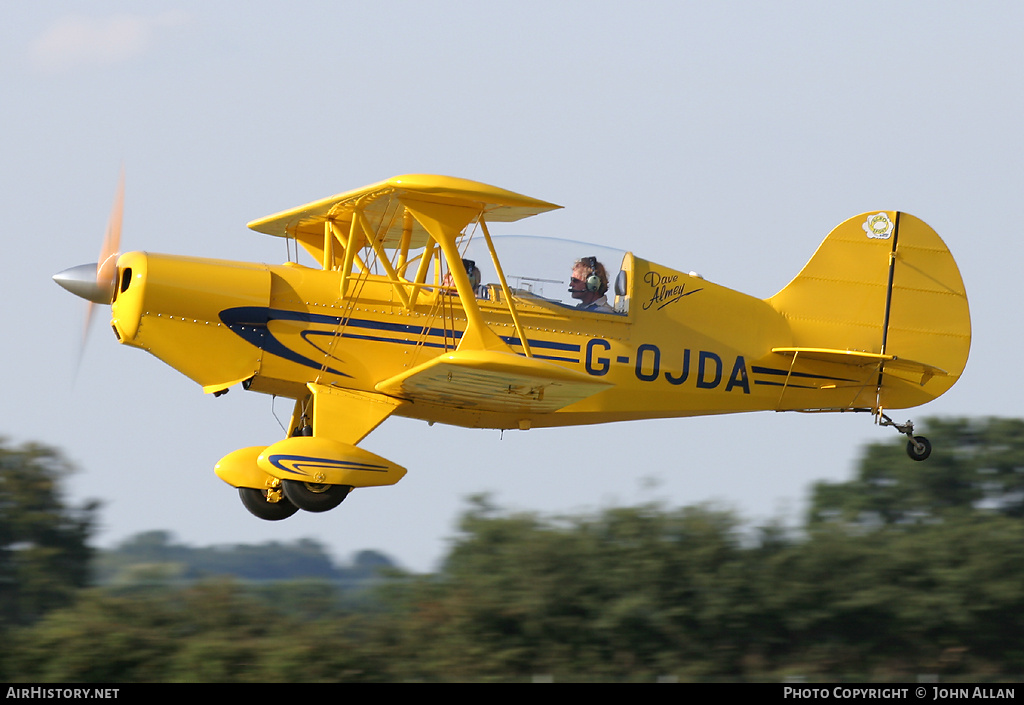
94, 530, 396, 589
2, 418, 1023, 682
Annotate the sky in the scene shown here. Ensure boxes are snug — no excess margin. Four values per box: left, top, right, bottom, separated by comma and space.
2, 2, 1020, 573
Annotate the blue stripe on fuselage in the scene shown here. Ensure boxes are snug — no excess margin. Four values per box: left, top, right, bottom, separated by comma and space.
219, 306, 582, 376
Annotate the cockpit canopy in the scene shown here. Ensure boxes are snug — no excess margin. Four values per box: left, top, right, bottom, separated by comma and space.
460, 236, 630, 313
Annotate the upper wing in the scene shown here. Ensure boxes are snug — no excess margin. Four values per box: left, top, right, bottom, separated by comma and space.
247, 174, 561, 248
375, 349, 612, 414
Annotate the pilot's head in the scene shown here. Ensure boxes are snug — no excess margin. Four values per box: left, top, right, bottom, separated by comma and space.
570, 256, 608, 303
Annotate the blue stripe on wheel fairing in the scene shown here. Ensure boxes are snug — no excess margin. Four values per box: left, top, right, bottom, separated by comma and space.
267, 454, 389, 477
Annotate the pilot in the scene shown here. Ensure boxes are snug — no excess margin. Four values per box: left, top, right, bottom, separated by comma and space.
569, 256, 614, 313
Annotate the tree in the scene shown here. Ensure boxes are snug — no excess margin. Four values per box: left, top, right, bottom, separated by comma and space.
9, 580, 405, 682
388, 495, 759, 679
808, 417, 1024, 526
0, 439, 98, 628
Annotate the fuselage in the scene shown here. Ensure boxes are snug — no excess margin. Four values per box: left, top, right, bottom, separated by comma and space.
108, 247, 926, 431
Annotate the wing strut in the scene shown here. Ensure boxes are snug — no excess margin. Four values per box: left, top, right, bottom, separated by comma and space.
400, 197, 513, 353
478, 218, 532, 358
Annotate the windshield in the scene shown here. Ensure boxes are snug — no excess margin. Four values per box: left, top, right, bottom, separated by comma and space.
458, 236, 629, 310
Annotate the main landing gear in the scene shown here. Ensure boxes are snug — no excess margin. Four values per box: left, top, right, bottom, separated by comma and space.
878, 413, 932, 461
220, 394, 407, 521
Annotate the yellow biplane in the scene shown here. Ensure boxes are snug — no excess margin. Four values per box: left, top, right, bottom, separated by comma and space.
54, 175, 971, 520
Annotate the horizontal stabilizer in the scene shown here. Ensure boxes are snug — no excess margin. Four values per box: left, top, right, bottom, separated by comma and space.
771, 347, 948, 386
376, 349, 611, 414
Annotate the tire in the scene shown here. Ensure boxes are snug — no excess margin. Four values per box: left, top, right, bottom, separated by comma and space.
906, 436, 932, 462
238, 487, 300, 521
282, 480, 352, 513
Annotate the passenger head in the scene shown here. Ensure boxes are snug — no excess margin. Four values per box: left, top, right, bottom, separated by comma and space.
463, 259, 481, 289
442, 259, 481, 291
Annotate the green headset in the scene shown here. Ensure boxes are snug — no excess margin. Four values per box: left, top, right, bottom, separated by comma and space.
582, 256, 602, 292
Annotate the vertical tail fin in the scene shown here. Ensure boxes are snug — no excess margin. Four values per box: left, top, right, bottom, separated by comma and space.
766, 212, 971, 408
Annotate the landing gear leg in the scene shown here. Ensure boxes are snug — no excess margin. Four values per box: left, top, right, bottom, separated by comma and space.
878, 413, 932, 461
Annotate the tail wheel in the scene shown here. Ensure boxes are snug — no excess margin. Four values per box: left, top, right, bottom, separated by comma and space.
238, 487, 300, 521
282, 480, 353, 513
906, 436, 932, 462
880, 414, 933, 462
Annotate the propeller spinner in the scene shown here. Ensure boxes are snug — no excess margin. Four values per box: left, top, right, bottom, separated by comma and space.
53, 170, 124, 315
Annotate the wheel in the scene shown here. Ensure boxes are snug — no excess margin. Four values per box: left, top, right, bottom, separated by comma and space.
282, 480, 352, 513
906, 436, 932, 461
238, 487, 300, 521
